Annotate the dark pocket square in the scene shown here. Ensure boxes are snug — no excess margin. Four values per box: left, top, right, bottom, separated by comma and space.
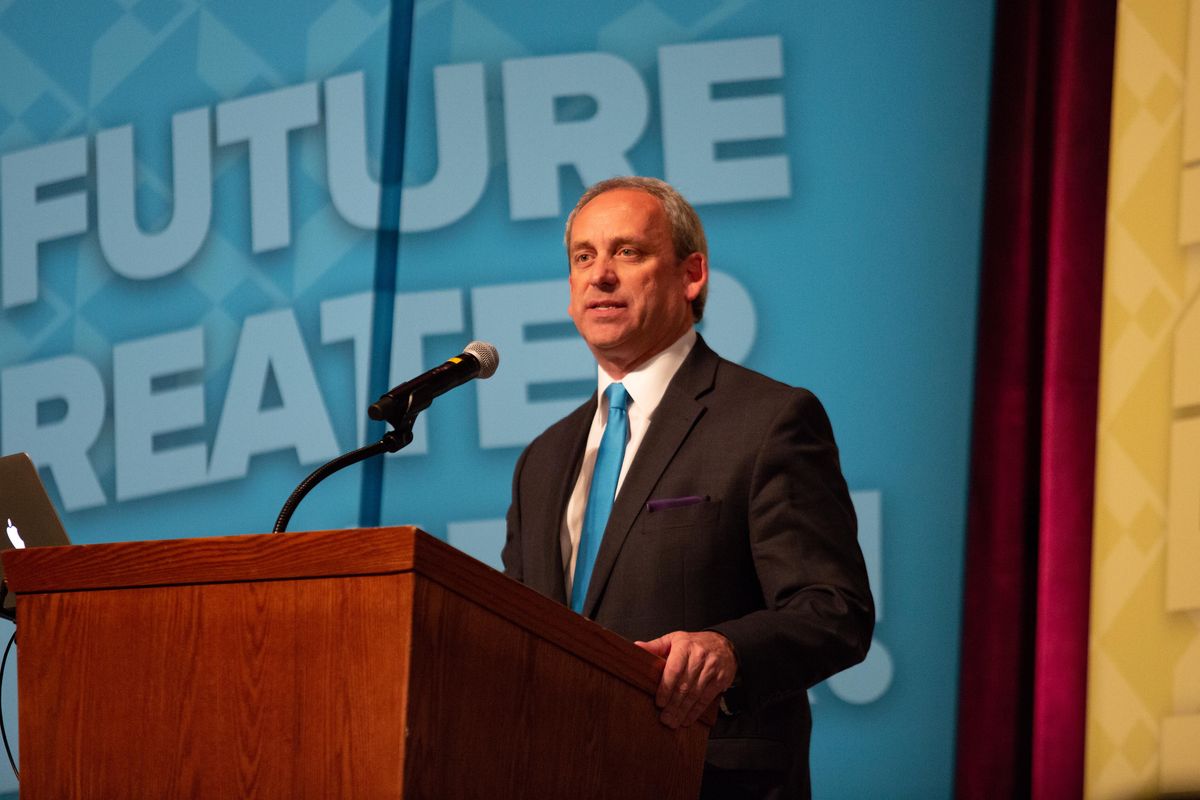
645, 495, 706, 512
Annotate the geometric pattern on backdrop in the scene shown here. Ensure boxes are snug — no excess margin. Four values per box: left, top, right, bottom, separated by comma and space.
1086, 0, 1200, 795
0, 0, 392, 506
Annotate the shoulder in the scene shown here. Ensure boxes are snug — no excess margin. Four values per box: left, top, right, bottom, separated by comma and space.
711, 356, 797, 396
683, 354, 841, 467
706, 353, 826, 421
684, 336, 813, 400
661, 336, 836, 437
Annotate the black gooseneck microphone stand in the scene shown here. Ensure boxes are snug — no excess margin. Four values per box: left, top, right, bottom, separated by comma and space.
272, 396, 421, 534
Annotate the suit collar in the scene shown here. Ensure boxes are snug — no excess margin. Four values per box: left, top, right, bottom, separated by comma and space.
580, 336, 720, 616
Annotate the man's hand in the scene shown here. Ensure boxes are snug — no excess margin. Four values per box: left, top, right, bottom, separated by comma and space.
635, 630, 737, 729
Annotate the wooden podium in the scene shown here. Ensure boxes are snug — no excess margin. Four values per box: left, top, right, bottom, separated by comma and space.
2, 527, 711, 798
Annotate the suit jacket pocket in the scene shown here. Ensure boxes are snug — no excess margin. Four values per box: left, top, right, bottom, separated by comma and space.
639, 498, 721, 531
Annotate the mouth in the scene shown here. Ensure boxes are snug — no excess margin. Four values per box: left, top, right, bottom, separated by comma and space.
587, 300, 626, 311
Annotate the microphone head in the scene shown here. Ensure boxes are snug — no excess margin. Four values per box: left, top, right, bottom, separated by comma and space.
464, 341, 499, 379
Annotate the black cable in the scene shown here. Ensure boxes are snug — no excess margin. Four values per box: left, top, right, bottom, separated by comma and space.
1, 628, 17, 781
0, 583, 13, 623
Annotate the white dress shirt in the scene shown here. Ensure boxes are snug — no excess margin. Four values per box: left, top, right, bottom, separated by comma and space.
561, 328, 698, 598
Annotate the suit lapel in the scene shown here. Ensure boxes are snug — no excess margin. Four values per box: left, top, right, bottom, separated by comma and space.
538, 397, 594, 605
581, 337, 720, 618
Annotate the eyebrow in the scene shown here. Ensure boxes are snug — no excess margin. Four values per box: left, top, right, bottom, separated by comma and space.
568, 236, 650, 255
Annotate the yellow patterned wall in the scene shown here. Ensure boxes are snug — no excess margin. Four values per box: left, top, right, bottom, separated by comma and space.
1087, 0, 1200, 796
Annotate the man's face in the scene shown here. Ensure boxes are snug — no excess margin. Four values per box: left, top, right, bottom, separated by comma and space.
567, 189, 706, 377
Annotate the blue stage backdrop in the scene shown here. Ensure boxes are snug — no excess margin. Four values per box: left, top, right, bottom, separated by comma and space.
0, 1, 994, 796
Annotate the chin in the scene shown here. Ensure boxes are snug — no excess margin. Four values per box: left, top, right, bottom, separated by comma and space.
580, 325, 629, 348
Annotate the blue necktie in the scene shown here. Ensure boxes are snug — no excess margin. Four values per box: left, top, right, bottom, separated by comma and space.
571, 383, 630, 613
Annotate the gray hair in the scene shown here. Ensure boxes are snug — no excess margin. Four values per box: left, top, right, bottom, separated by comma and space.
564, 176, 708, 322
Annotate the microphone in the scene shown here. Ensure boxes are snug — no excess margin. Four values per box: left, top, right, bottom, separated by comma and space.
367, 341, 499, 425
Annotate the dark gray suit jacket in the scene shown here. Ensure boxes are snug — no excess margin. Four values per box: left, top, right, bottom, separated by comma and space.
503, 336, 873, 796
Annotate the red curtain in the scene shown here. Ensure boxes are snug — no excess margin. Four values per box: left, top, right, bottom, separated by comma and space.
955, 1, 1116, 798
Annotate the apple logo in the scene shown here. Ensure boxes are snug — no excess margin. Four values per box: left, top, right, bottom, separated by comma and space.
6, 519, 25, 549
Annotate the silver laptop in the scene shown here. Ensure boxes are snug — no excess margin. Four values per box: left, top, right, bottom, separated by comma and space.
0, 453, 72, 618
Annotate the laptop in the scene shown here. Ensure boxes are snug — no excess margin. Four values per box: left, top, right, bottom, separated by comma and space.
0, 453, 72, 619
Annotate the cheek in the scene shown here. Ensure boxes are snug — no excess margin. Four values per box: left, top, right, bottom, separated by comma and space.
567, 290, 591, 325
641, 279, 669, 311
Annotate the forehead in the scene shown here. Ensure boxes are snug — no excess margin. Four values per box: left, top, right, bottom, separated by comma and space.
570, 189, 669, 244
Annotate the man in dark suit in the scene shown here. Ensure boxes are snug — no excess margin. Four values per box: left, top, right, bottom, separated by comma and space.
502, 176, 873, 798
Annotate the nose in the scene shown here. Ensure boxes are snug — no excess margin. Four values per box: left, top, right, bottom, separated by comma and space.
590, 255, 618, 288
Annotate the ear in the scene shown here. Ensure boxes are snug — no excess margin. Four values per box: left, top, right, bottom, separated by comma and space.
681, 252, 708, 302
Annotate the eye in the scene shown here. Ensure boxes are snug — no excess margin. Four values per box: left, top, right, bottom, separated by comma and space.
618, 247, 638, 258
573, 251, 593, 265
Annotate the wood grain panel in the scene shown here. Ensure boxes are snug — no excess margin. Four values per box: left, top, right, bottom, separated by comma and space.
17, 573, 412, 798
402, 578, 707, 800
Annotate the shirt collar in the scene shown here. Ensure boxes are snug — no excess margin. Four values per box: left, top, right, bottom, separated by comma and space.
596, 328, 697, 418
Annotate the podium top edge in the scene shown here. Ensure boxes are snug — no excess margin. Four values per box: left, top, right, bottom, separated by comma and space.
2, 526, 433, 593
